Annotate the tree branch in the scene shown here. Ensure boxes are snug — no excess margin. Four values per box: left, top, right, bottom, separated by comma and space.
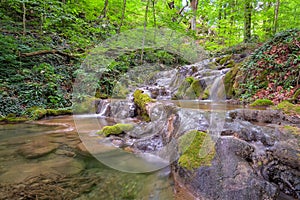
20, 50, 75, 58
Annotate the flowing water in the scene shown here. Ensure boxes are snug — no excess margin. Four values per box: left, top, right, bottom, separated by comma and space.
0, 116, 175, 200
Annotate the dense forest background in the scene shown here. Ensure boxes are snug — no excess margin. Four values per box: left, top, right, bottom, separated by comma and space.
1, 0, 299, 117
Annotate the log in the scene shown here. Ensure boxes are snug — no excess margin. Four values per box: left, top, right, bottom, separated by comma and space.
20, 49, 74, 58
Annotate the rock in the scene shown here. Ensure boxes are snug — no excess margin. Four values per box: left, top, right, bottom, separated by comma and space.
173, 137, 279, 200
55, 149, 76, 157
229, 109, 300, 124
41, 157, 85, 176
17, 136, 59, 159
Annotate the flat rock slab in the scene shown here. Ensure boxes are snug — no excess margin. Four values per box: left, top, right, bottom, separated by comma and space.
17, 136, 59, 159
0, 156, 85, 184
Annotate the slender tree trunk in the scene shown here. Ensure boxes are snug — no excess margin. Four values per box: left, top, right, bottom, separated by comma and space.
141, 0, 150, 64
22, 1, 26, 35
117, 0, 126, 33
190, 0, 198, 30
152, 0, 156, 28
273, 0, 280, 34
244, 1, 252, 42
100, 0, 109, 18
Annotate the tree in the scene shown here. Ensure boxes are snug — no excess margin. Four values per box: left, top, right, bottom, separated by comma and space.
190, 0, 198, 30
244, 0, 252, 42
273, 0, 280, 34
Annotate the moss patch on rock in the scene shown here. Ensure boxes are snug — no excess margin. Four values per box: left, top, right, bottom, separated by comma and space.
97, 123, 134, 137
0, 115, 28, 123
250, 99, 274, 106
281, 125, 300, 136
178, 130, 215, 170
133, 89, 155, 121
274, 101, 300, 116
224, 63, 239, 98
174, 77, 204, 100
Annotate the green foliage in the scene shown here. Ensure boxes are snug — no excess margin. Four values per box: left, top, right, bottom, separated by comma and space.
235, 29, 300, 103
178, 130, 215, 170
97, 123, 134, 137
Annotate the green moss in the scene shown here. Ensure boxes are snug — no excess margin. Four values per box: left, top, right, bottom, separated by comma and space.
5, 116, 28, 123
24, 106, 47, 120
97, 123, 134, 137
47, 108, 72, 116
292, 88, 300, 101
178, 130, 215, 170
0, 116, 28, 123
250, 99, 274, 106
202, 87, 210, 100
174, 77, 203, 99
282, 125, 300, 135
133, 89, 155, 121
274, 101, 300, 115
224, 63, 239, 98
216, 55, 232, 65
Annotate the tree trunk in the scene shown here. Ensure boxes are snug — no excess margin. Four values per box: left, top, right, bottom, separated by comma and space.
244, 1, 252, 42
141, 0, 150, 64
152, 0, 156, 28
117, 0, 126, 33
100, 0, 109, 18
190, 0, 198, 30
273, 0, 280, 34
22, 2, 26, 36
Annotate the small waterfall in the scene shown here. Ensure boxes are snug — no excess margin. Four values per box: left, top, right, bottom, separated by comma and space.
209, 75, 226, 101
96, 99, 111, 117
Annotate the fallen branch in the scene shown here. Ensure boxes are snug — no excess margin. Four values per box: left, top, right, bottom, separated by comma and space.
20, 49, 75, 58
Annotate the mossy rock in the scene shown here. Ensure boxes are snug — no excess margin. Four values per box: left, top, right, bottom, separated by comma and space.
224, 63, 239, 98
174, 77, 203, 100
178, 130, 215, 170
292, 88, 300, 102
274, 101, 300, 116
47, 108, 72, 116
25, 107, 48, 120
133, 89, 155, 121
0, 116, 28, 123
281, 125, 300, 136
250, 99, 274, 106
97, 123, 134, 137
215, 55, 232, 65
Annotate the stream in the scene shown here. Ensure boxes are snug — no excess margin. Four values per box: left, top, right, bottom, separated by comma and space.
1, 56, 299, 199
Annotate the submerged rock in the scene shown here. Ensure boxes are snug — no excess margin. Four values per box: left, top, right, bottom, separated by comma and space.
17, 136, 59, 159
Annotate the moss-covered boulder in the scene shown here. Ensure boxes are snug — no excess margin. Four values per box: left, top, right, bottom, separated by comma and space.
178, 130, 215, 170
46, 108, 72, 116
224, 63, 240, 98
173, 77, 204, 100
133, 89, 155, 121
250, 99, 274, 106
24, 107, 48, 120
97, 123, 134, 137
274, 101, 300, 116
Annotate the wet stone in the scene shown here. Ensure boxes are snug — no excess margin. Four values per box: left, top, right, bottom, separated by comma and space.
17, 137, 59, 159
